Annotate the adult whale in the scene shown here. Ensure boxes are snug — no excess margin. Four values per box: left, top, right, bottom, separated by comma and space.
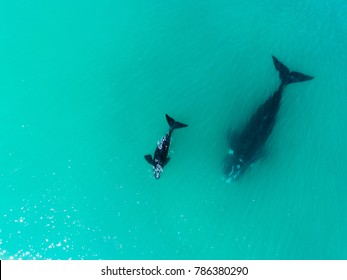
145, 114, 188, 179
223, 56, 314, 182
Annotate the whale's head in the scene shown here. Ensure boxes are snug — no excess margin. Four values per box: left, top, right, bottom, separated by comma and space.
153, 164, 163, 179
223, 152, 246, 183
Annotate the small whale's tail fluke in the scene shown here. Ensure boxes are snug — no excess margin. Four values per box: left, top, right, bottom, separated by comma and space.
166, 114, 188, 131
272, 55, 314, 86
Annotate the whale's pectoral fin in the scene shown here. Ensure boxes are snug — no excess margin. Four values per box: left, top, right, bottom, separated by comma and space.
251, 149, 267, 164
144, 154, 154, 165
227, 129, 240, 148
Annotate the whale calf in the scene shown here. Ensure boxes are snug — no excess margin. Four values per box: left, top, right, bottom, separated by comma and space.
145, 114, 188, 179
223, 56, 314, 182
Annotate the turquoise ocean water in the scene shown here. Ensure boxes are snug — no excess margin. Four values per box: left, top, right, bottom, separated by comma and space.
1, 0, 346, 260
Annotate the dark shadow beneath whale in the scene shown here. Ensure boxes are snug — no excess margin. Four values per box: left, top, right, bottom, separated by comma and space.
145, 114, 188, 179
223, 56, 314, 183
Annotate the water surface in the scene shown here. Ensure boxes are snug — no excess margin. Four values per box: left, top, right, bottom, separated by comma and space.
0, 0, 346, 259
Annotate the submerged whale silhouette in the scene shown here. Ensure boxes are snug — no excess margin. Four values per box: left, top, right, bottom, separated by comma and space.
145, 114, 188, 179
223, 56, 314, 182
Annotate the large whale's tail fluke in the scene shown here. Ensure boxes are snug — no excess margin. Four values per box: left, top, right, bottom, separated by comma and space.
272, 55, 314, 86
166, 114, 188, 131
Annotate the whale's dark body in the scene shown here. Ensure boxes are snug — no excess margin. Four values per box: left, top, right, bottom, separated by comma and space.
145, 114, 188, 179
223, 56, 314, 182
